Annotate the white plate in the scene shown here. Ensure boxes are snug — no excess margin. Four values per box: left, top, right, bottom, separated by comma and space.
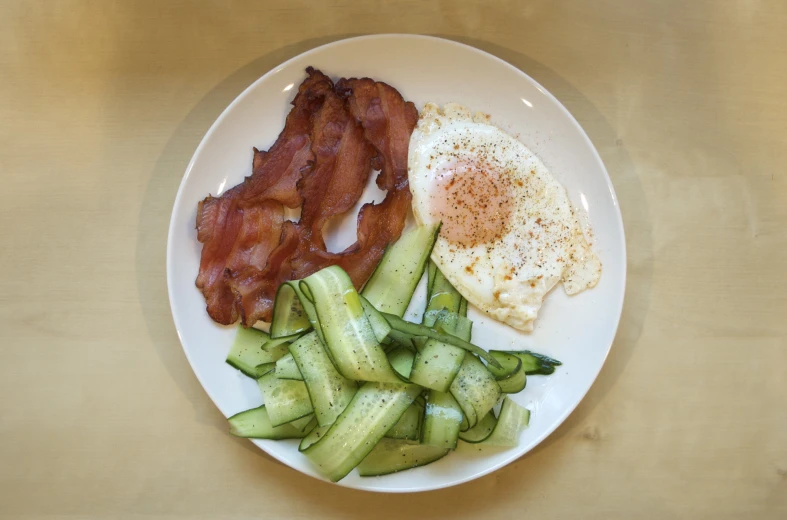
167, 34, 626, 492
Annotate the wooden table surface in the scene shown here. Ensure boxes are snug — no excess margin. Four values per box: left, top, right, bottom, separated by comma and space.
2, 1, 786, 518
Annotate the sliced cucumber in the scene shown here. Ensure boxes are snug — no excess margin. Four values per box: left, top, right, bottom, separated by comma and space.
483, 397, 530, 447
458, 411, 497, 443
288, 332, 358, 427
412, 336, 429, 352
424, 265, 463, 323
227, 259, 544, 478
303, 382, 422, 482
433, 311, 472, 342
422, 309, 472, 339
458, 296, 468, 318
361, 224, 440, 317
487, 351, 522, 379
299, 424, 330, 452
270, 282, 312, 338
381, 313, 501, 369
497, 350, 563, 375
359, 294, 392, 343
488, 351, 527, 393
409, 339, 466, 392
300, 266, 401, 384
423, 307, 485, 432
460, 412, 471, 432
290, 414, 316, 432
274, 353, 303, 380
357, 438, 448, 477
421, 390, 463, 449
257, 372, 314, 427
498, 370, 527, 394
387, 329, 417, 351
263, 333, 300, 353
387, 346, 415, 379
226, 326, 292, 378
228, 406, 310, 439
385, 399, 423, 441
426, 260, 437, 299
412, 311, 473, 394
449, 355, 502, 431
423, 265, 470, 338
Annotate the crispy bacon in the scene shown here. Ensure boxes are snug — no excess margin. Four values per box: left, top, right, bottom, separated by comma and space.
241, 68, 333, 207
229, 87, 379, 325
227, 221, 301, 326
195, 192, 243, 324
297, 89, 376, 246
195, 68, 332, 324
287, 78, 418, 291
325, 77, 419, 285
337, 77, 418, 191
197, 68, 418, 327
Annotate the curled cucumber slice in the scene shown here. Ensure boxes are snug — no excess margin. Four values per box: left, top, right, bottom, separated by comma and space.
357, 438, 448, 476
304, 382, 422, 482
228, 406, 311, 440
301, 266, 401, 384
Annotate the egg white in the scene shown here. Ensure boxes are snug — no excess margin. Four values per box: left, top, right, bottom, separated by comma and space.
408, 102, 601, 332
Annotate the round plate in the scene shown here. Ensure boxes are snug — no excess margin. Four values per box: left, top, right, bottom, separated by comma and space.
167, 34, 626, 492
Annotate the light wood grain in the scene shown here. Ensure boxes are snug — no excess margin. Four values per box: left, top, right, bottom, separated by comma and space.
1, 0, 785, 518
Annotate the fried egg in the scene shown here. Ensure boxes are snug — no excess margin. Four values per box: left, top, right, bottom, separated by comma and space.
408, 102, 602, 331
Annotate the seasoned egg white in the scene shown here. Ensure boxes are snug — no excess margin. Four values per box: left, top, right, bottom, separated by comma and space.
408, 102, 602, 331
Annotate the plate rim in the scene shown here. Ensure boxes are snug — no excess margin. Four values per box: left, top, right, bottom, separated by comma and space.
166, 33, 627, 492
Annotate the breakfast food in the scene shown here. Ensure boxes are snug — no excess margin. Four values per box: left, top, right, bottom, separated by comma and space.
190, 68, 606, 482
195, 68, 416, 326
409, 103, 602, 331
195, 69, 332, 325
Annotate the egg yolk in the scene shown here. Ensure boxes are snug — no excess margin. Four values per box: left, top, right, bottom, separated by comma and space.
429, 158, 513, 248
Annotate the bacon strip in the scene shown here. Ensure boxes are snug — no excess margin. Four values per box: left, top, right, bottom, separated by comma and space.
195, 68, 332, 324
230, 87, 379, 325
326, 77, 419, 285
227, 221, 301, 326
195, 192, 244, 324
285, 78, 418, 292
241, 69, 334, 207
197, 69, 418, 327
297, 89, 376, 247
337, 78, 417, 191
